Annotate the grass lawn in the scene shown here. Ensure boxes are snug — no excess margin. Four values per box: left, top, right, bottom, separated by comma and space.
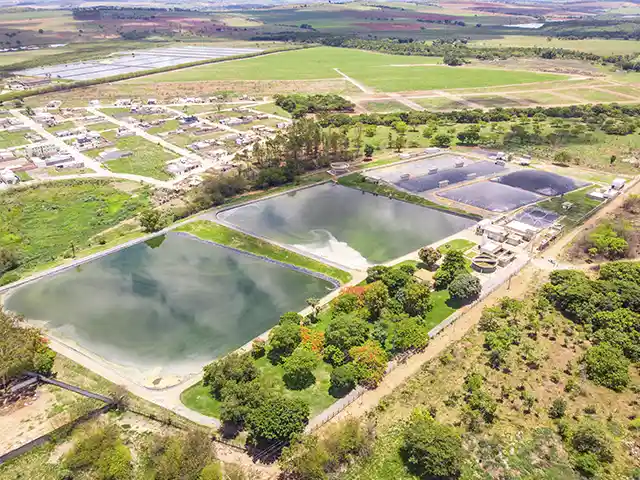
0, 130, 29, 148
427, 289, 459, 330
15, 170, 32, 181
414, 96, 470, 110
45, 121, 75, 133
362, 100, 413, 113
0, 179, 148, 282
535, 186, 603, 228
86, 121, 117, 132
135, 47, 566, 93
567, 89, 630, 103
102, 136, 176, 180
338, 173, 481, 220
176, 221, 352, 284
147, 119, 180, 135
181, 355, 336, 419
252, 102, 292, 118
437, 238, 476, 253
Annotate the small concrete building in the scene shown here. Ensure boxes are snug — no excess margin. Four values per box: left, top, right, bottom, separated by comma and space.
612, 178, 626, 190
505, 220, 539, 241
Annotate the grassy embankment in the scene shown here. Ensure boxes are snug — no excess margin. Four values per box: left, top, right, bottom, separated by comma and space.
338, 173, 482, 220
176, 221, 352, 284
0, 180, 149, 285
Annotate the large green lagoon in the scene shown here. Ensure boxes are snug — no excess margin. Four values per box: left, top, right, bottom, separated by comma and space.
5, 233, 334, 379
218, 184, 475, 269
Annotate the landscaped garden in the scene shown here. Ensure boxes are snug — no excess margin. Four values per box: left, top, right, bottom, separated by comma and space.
181, 251, 483, 449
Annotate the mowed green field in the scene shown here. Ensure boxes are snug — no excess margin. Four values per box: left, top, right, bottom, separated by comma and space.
470, 35, 640, 56
134, 47, 568, 93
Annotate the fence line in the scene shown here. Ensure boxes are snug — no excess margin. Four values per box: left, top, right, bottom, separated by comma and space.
306, 256, 531, 433
0, 403, 114, 465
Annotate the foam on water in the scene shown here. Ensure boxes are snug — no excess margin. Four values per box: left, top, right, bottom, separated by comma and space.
292, 229, 369, 270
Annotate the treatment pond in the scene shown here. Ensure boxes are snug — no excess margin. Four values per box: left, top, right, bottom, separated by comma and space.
4, 233, 335, 385
218, 183, 476, 269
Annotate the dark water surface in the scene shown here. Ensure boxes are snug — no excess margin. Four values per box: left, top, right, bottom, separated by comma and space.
5, 233, 334, 375
218, 184, 475, 268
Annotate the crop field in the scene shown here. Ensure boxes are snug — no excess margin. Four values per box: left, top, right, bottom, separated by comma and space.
133, 47, 568, 93
563, 88, 633, 103
470, 35, 640, 56
413, 96, 470, 110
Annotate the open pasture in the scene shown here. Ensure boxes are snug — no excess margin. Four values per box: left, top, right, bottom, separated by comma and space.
470, 35, 640, 56
134, 47, 569, 93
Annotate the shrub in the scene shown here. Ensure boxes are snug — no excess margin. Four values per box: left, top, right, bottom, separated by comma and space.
247, 396, 310, 447
199, 462, 223, 480
400, 409, 463, 480
573, 453, 601, 478
323, 344, 345, 366
279, 435, 329, 480
283, 347, 319, 390
448, 273, 481, 302
349, 340, 388, 388
548, 398, 567, 419
583, 343, 630, 391
267, 322, 302, 364
138, 208, 169, 233
389, 317, 430, 353
332, 293, 361, 317
0, 247, 20, 275
279, 311, 303, 325
251, 339, 266, 359
329, 363, 357, 397
202, 352, 258, 399
418, 247, 441, 270
571, 421, 614, 464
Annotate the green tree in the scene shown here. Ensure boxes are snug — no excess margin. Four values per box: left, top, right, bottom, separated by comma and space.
583, 343, 630, 391
267, 322, 302, 364
325, 315, 370, 354
433, 250, 467, 290
364, 143, 374, 158
202, 352, 258, 399
247, 396, 310, 447
219, 379, 269, 426
332, 293, 361, 317
329, 363, 357, 397
279, 311, 303, 325
0, 247, 20, 275
431, 133, 452, 148
349, 340, 387, 388
283, 346, 319, 390
443, 52, 464, 66
138, 208, 169, 233
448, 273, 481, 302
400, 409, 463, 480
389, 317, 430, 352
398, 281, 432, 317
0, 309, 56, 385
393, 121, 408, 135
362, 281, 390, 320
456, 126, 481, 145
394, 134, 407, 152
418, 246, 441, 270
